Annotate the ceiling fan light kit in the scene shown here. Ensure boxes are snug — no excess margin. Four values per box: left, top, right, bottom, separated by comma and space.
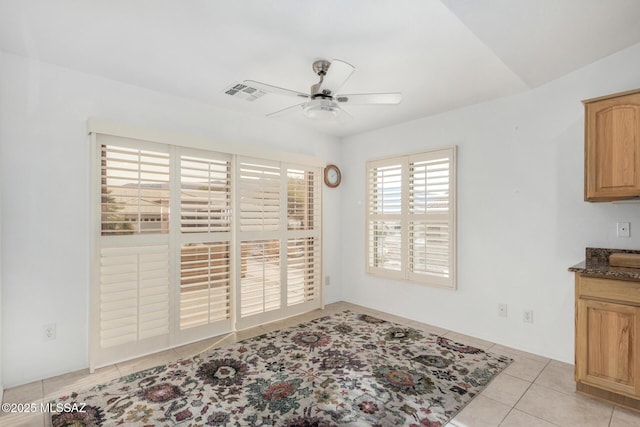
303, 99, 340, 119
245, 58, 402, 121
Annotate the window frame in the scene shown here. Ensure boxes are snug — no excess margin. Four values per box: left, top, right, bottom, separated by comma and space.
176, 147, 234, 344
89, 119, 324, 370
365, 146, 457, 289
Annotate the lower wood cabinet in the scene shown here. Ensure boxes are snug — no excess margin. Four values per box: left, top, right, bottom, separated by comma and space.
575, 274, 640, 410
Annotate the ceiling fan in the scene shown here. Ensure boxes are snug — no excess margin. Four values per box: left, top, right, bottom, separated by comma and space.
244, 59, 402, 120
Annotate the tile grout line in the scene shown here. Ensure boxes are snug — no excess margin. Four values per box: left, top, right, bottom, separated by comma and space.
607, 403, 615, 427
478, 394, 517, 426
500, 358, 553, 425
498, 406, 562, 427
512, 379, 617, 426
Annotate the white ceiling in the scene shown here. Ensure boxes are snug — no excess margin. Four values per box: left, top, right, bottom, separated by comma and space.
1, 0, 640, 137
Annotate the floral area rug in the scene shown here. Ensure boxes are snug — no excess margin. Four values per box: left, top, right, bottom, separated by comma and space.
50, 310, 512, 426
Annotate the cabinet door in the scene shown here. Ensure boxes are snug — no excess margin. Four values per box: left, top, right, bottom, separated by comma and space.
576, 298, 640, 397
585, 92, 640, 200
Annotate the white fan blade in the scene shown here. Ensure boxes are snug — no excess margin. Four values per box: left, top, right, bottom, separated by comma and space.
335, 93, 402, 105
321, 59, 355, 96
266, 103, 306, 118
244, 80, 309, 99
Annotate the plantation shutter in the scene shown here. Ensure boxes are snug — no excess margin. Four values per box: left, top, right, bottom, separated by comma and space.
100, 245, 170, 347
177, 149, 233, 343
101, 142, 170, 235
94, 136, 171, 367
366, 159, 404, 278
408, 149, 455, 287
286, 238, 319, 304
91, 122, 324, 369
180, 153, 232, 233
366, 147, 456, 288
239, 239, 281, 317
236, 159, 322, 329
286, 167, 321, 306
238, 158, 282, 322
239, 159, 281, 232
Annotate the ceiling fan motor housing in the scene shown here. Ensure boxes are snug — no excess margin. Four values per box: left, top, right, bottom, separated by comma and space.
312, 59, 331, 76
311, 59, 334, 98
311, 82, 333, 99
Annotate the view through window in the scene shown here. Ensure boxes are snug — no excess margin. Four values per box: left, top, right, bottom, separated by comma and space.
366, 147, 456, 289
92, 133, 322, 368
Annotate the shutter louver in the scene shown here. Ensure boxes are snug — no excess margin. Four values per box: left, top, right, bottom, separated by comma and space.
368, 164, 402, 215
180, 242, 231, 329
366, 162, 403, 274
99, 244, 170, 348
286, 168, 321, 306
409, 157, 450, 214
240, 240, 281, 317
409, 221, 450, 277
287, 237, 320, 306
367, 220, 402, 271
101, 145, 170, 235
408, 150, 453, 285
180, 155, 231, 233
287, 169, 318, 231
237, 163, 321, 327
239, 160, 281, 232
178, 151, 233, 335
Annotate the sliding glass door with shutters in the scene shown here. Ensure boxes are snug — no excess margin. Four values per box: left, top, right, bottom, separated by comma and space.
90, 130, 323, 370
235, 158, 322, 330
92, 135, 173, 368
176, 148, 234, 344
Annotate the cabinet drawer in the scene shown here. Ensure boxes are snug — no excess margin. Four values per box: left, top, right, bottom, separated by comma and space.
577, 275, 640, 305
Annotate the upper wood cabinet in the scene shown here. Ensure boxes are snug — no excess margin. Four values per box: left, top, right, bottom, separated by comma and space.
584, 89, 640, 201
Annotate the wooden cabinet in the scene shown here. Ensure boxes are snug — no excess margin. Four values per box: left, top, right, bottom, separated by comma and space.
583, 89, 640, 201
575, 274, 640, 410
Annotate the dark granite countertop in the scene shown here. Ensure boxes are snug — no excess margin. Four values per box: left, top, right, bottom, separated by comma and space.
569, 247, 640, 281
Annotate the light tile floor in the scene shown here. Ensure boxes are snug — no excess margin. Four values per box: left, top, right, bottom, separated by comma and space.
2, 301, 640, 427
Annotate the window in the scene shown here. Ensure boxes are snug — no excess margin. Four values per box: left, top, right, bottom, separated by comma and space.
101, 143, 170, 235
97, 138, 172, 367
178, 149, 232, 333
366, 147, 456, 288
235, 160, 321, 329
238, 159, 283, 319
91, 126, 323, 369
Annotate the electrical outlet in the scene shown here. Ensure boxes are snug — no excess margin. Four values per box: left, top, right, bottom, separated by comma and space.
523, 310, 534, 323
325, 276, 331, 286
498, 304, 508, 317
617, 221, 631, 238
43, 323, 56, 341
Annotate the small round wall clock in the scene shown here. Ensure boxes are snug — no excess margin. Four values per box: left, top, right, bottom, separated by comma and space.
324, 164, 342, 188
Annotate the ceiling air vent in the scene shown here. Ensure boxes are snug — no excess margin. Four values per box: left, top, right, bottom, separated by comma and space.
224, 83, 266, 102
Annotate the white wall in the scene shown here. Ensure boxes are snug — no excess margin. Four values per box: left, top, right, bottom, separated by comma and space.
340, 42, 640, 364
0, 49, 4, 400
0, 52, 342, 387
3, 40, 640, 389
